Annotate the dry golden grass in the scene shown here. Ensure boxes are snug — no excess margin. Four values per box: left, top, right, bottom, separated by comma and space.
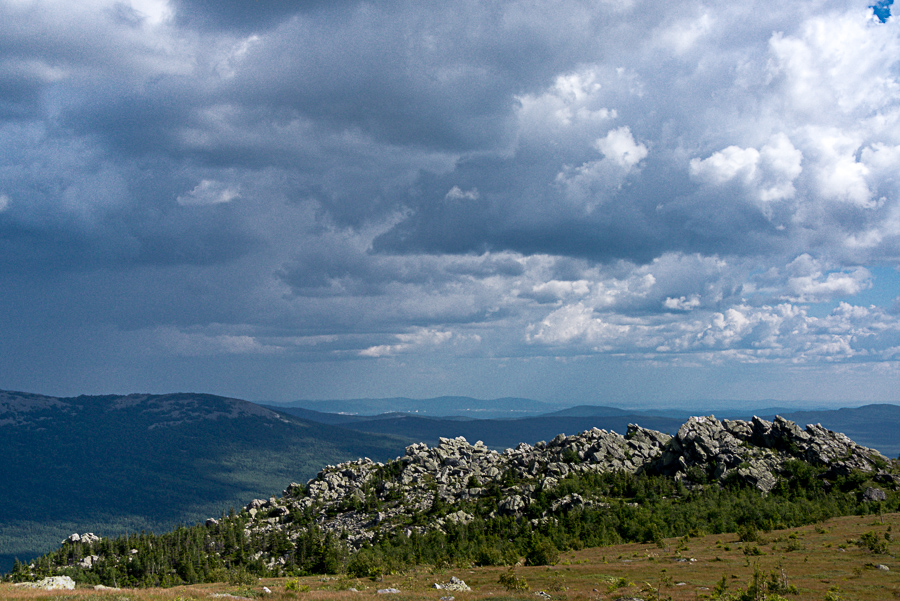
4, 512, 900, 600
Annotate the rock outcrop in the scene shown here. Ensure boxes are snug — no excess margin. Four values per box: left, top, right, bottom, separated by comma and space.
63, 532, 101, 545
252, 426, 670, 550
655, 415, 887, 492
50, 414, 890, 577
224, 415, 888, 571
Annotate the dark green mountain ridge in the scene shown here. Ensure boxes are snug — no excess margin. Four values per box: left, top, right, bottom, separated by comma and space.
0, 390, 409, 573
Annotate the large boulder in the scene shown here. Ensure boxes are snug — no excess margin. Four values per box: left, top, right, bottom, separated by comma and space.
863, 487, 887, 502
63, 532, 101, 545
15, 576, 75, 590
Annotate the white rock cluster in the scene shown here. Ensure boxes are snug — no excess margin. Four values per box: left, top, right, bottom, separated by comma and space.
14, 576, 76, 590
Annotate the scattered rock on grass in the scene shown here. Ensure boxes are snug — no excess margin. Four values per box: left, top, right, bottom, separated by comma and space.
434, 576, 471, 591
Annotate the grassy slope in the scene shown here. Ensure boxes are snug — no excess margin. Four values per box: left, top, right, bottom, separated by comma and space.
3, 512, 899, 600
0, 394, 411, 572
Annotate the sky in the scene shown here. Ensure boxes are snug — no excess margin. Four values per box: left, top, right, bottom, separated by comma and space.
1, 0, 900, 409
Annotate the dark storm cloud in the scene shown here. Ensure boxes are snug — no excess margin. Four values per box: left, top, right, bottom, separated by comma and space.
371, 147, 788, 263
58, 80, 200, 159
0, 69, 44, 119
217, 3, 596, 153
0, 198, 258, 274
171, 0, 356, 32
2, 0, 900, 403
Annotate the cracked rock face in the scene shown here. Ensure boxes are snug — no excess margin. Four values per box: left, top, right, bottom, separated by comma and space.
654, 415, 887, 492
226, 415, 886, 571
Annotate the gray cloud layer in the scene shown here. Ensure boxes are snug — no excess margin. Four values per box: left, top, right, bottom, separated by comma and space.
1, 0, 899, 404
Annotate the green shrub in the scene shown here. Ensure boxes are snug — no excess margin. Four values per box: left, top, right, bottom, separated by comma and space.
346, 548, 384, 579
498, 567, 529, 591
227, 566, 256, 585
285, 578, 309, 591
525, 536, 559, 566
605, 576, 632, 593
856, 531, 889, 554
562, 448, 581, 464
474, 546, 504, 566
737, 524, 760, 543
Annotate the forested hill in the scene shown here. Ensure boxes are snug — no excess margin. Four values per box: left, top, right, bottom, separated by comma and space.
0, 391, 409, 573
11, 414, 898, 588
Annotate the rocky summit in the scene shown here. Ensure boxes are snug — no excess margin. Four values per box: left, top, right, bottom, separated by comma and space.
235, 415, 889, 566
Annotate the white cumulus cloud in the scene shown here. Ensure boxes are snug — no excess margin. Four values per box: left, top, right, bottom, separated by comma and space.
690, 134, 802, 203
360, 328, 454, 357
595, 126, 648, 169
177, 180, 241, 207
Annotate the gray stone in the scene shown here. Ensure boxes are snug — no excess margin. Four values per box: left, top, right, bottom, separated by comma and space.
63, 532, 101, 545
78, 554, 99, 568
863, 487, 887, 502
499, 494, 526, 514
434, 576, 471, 591
15, 576, 76, 590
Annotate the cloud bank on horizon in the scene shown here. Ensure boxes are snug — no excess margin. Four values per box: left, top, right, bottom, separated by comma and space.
1, 0, 900, 405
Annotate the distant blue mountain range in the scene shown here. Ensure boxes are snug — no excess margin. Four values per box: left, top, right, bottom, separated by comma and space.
267, 398, 900, 457
274, 396, 560, 419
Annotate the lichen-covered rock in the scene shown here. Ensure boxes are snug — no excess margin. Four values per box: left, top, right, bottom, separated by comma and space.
863, 487, 887, 502
15, 576, 75, 590
652, 415, 888, 492
434, 576, 471, 591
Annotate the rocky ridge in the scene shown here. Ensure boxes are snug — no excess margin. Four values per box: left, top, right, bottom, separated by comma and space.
236, 415, 890, 567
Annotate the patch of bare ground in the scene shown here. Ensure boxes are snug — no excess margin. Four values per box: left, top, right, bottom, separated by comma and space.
4, 513, 900, 601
